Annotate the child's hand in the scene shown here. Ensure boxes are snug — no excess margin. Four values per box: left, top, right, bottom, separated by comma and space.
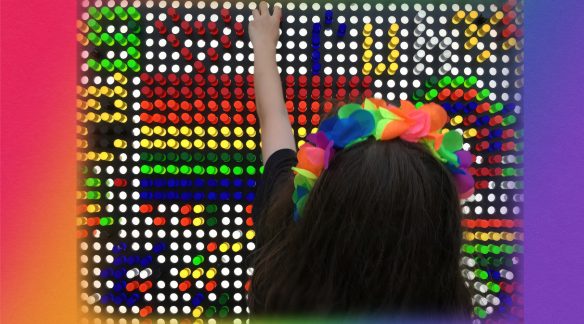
249, 1, 282, 52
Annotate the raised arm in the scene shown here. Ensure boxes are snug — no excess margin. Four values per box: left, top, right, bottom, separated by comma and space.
249, 2, 296, 165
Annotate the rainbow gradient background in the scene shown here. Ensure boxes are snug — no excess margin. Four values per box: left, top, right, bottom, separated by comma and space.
1, 0, 583, 323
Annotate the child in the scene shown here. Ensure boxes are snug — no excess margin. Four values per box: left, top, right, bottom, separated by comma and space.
247, 2, 473, 318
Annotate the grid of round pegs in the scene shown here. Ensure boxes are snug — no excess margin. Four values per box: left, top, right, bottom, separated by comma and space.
76, 0, 524, 323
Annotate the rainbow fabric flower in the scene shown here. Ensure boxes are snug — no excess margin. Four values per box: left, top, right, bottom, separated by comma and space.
291, 98, 475, 221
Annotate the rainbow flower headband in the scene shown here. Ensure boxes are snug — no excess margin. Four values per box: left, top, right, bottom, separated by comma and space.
291, 98, 475, 221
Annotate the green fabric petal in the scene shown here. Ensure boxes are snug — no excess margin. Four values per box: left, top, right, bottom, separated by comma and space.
437, 145, 460, 167
442, 131, 463, 151
374, 119, 391, 139
292, 167, 318, 180
338, 103, 363, 119
362, 98, 377, 110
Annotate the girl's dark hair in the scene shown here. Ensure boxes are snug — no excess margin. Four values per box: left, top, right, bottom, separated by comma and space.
249, 105, 472, 319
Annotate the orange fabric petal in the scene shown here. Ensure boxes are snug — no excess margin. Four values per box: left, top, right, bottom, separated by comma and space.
419, 103, 448, 132
425, 132, 445, 151
399, 100, 417, 113
380, 120, 411, 140
296, 144, 326, 177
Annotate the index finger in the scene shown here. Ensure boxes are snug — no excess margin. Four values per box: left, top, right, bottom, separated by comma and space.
272, 4, 282, 20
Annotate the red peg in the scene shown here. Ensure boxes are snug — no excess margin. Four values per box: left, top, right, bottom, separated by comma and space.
362, 89, 373, 98
154, 20, 167, 34
167, 87, 179, 99
298, 114, 307, 126
362, 75, 373, 88
220, 113, 231, 124
168, 113, 178, 124
285, 101, 294, 113
285, 75, 295, 87
298, 101, 307, 113
476, 102, 490, 113
207, 48, 219, 61
220, 74, 231, 87
233, 101, 244, 112
311, 114, 321, 126
247, 88, 255, 99
180, 48, 193, 61
167, 8, 180, 22
324, 75, 333, 88
152, 113, 166, 124
247, 114, 257, 125
285, 88, 294, 100
154, 87, 166, 99
463, 115, 477, 126
349, 76, 360, 88
220, 35, 232, 48
207, 87, 218, 100
180, 101, 192, 111
220, 87, 231, 99
310, 102, 320, 113
140, 100, 153, 111
194, 113, 205, 124
502, 11, 516, 25
234, 88, 244, 100
181, 87, 193, 99
298, 88, 307, 100
450, 88, 463, 101
502, 24, 517, 38
208, 21, 218, 36
298, 75, 308, 88
154, 99, 166, 111
194, 74, 205, 86
193, 100, 204, 112
168, 73, 179, 86
463, 89, 477, 101
438, 88, 451, 101
166, 34, 180, 47
180, 74, 192, 86
193, 61, 206, 73
311, 75, 321, 87
140, 112, 153, 123
181, 112, 193, 124
246, 101, 256, 112
349, 88, 360, 101
154, 73, 167, 86
220, 100, 231, 112
311, 89, 320, 100
233, 114, 244, 125
288, 114, 295, 124
181, 20, 193, 35
208, 101, 218, 112
141, 86, 153, 98
336, 88, 346, 100
221, 8, 232, 24
140, 73, 154, 85
336, 75, 347, 88
207, 75, 219, 87
234, 75, 244, 87
207, 113, 218, 124
323, 88, 333, 100
246, 74, 254, 86
489, 115, 503, 126
194, 87, 205, 99
234, 22, 245, 36
194, 20, 205, 35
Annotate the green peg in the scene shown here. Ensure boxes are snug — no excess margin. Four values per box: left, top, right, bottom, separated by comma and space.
85, 178, 101, 187
194, 152, 205, 162
192, 255, 205, 266
425, 76, 438, 88
474, 307, 487, 319
114, 59, 128, 72
487, 282, 501, 293
167, 165, 179, 175
245, 153, 256, 163
461, 244, 475, 254
127, 7, 141, 20
206, 205, 217, 213
140, 165, 153, 174
127, 34, 140, 46
451, 76, 465, 88
464, 76, 478, 88
489, 102, 504, 114
100, 59, 114, 72
193, 165, 205, 175
179, 152, 192, 162
501, 244, 514, 254
412, 89, 425, 101
502, 168, 516, 177
180, 165, 192, 174
127, 20, 141, 34
476, 89, 490, 101
246, 166, 257, 175
220, 165, 231, 175
126, 47, 140, 59
259, 165, 265, 174
206, 217, 218, 226
475, 244, 489, 254
513, 244, 524, 253
87, 59, 102, 72
205, 306, 216, 317
100, 217, 114, 226
140, 152, 153, 161
114, 6, 128, 20
219, 306, 229, 318
86, 191, 101, 199
489, 244, 501, 255
424, 89, 438, 101
502, 115, 517, 126
114, 33, 128, 46
100, 33, 115, 46
219, 293, 230, 305
220, 153, 230, 162
207, 152, 218, 162
87, 19, 102, 33
153, 165, 166, 174
100, 7, 116, 20
474, 269, 488, 280
127, 59, 140, 72
438, 76, 452, 88
206, 166, 218, 175
233, 166, 243, 176
415, 102, 423, 108
88, 7, 102, 20
166, 152, 179, 162
87, 32, 102, 46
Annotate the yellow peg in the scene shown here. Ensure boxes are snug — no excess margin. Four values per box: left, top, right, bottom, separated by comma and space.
140, 139, 154, 149
234, 127, 244, 137
362, 50, 373, 63
388, 49, 400, 62
450, 115, 463, 126
100, 86, 114, 97
388, 23, 399, 37
452, 11, 465, 24
114, 139, 127, 148
168, 126, 179, 136
193, 139, 205, 149
99, 152, 114, 161
220, 140, 231, 149
246, 126, 256, 137
465, 11, 478, 24
477, 24, 491, 37
113, 112, 127, 122
194, 126, 205, 137
140, 125, 153, 136
464, 24, 477, 37
374, 63, 387, 75
153, 126, 166, 136
113, 99, 127, 110
490, 11, 504, 25
87, 99, 101, 110
477, 50, 491, 63
100, 112, 114, 123
207, 126, 218, 137
114, 86, 127, 97
167, 139, 179, 149
246, 140, 256, 150
179, 126, 192, 136
153, 139, 166, 149
207, 139, 218, 150
87, 86, 100, 97
362, 62, 372, 75
464, 37, 478, 50
502, 38, 517, 50
113, 72, 127, 85
85, 112, 100, 122
77, 99, 88, 110
388, 36, 399, 49
362, 36, 373, 49
388, 62, 399, 75
363, 23, 373, 36
233, 140, 243, 150
181, 139, 193, 149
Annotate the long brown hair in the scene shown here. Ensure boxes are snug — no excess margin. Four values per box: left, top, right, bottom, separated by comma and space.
249, 105, 472, 319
